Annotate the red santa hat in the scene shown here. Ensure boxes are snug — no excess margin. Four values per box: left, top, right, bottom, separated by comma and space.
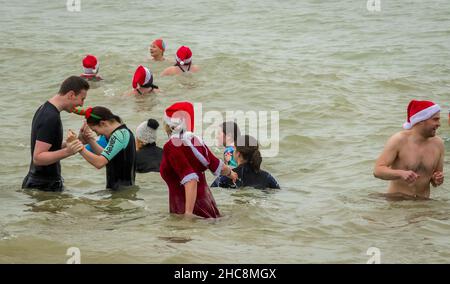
175, 46, 192, 65
403, 100, 440, 129
82, 54, 99, 74
164, 101, 195, 133
153, 39, 165, 52
132, 65, 153, 89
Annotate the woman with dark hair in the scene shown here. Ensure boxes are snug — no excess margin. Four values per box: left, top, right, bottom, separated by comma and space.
211, 135, 280, 189
135, 118, 163, 173
78, 106, 136, 190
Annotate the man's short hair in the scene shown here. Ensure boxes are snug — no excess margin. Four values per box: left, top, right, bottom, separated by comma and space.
58, 76, 90, 95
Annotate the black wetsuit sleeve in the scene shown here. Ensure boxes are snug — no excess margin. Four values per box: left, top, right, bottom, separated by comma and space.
211, 175, 233, 188
210, 176, 220, 187
266, 173, 280, 189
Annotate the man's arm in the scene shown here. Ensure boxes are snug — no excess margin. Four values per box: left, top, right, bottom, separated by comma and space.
184, 180, 197, 215
373, 133, 419, 182
33, 140, 79, 166
431, 138, 445, 187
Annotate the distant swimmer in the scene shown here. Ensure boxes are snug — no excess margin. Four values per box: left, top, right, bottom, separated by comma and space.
128, 65, 159, 96
374, 100, 444, 199
161, 46, 199, 76
22, 76, 89, 191
149, 38, 166, 62
80, 54, 103, 81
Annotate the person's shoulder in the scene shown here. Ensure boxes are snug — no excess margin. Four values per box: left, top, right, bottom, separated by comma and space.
163, 138, 177, 151
389, 131, 409, 144
161, 66, 177, 76
37, 102, 60, 122
191, 65, 200, 72
114, 128, 129, 139
430, 135, 444, 148
260, 169, 280, 188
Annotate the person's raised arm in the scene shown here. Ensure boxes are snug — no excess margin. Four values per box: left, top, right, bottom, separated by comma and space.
79, 122, 104, 155
431, 138, 445, 187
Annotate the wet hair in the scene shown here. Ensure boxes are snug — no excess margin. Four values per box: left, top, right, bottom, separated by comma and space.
86, 106, 122, 126
235, 135, 262, 172
58, 76, 90, 95
221, 121, 241, 144
147, 118, 159, 130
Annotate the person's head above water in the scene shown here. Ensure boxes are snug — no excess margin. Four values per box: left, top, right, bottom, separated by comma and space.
150, 39, 166, 61
136, 118, 159, 146
56, 76, 90, 112
403, 100, 441, 138
132, 65, 158, 95
82, 54, 99, 75
217, 121, 241, 147
175, 46, 192, 66
235, 135, 262, 172
163, 101, 195, 136
161, 46, 199, 76
85, 106, 123, 136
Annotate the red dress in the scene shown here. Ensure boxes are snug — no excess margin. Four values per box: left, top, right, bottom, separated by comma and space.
160, 133, 223, 218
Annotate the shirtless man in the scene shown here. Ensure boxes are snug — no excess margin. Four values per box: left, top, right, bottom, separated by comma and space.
161, 46, 199, 76
374, 100, 444, 199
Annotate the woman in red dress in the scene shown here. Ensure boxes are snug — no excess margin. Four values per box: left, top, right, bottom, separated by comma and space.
160, 102, 237, 218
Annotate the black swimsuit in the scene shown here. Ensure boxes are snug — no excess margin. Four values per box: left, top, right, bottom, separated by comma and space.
176, 63, 191, 72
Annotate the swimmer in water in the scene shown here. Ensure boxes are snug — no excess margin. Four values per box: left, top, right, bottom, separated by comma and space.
149, 38, 166, 62
127, 65, 160, 96
80, 54, 103, 81
159, 102, 237, 218
211, 135, 280, 189
373, 100, 445, 199
161, 46, 200, 76
78, 107, 136, 190
135, 118, 163, 173
22, 76, 89, 191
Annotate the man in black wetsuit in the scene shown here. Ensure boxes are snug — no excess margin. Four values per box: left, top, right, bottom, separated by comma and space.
22, 76, 89, 191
